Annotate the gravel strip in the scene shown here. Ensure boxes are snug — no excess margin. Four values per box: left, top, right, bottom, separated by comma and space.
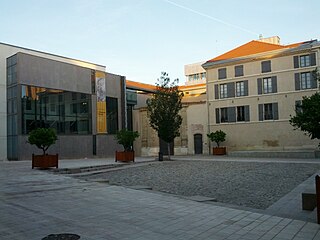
78, 160, 320, 209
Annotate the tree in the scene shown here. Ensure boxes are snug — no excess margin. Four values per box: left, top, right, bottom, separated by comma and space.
147, 72, 184, 159
28, 128, 58, 155
289, 68, 320, 147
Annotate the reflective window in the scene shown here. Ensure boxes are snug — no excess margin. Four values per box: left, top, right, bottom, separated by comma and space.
21, 85, 92, 135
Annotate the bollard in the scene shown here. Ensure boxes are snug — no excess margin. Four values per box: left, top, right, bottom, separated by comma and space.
158, 152, 163, 161
316, 175, 320, 224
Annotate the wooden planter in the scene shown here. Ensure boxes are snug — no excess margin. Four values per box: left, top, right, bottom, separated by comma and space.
212, 147, 226, 155
32, 154, 59, 169
115, 151, 135, 162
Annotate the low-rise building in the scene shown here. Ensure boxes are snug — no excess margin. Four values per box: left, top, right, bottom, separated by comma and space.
202, 36, 320, 151
1, 42, 126, 160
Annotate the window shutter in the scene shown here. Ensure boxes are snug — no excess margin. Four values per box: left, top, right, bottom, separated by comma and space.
244, 105, 250, 121
257, 78, 262, 94
228, 107, 236, 122
295, 100, 302, 113
271, 76, 277, 93
310, 52, 316, 66
261, 61, 271, 73
294, 73, 300, 90
311, 71, 318, 89
214, 84, 219, 99
272, 103, 279, 120
227, 82, 235, 98
218, 68, 226, 79
258, 104, 263, 121
293, 56, 299, 68
215, 108, 220, 124
244, 80, 248, 96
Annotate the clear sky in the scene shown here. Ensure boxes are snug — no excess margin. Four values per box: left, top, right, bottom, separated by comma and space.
1, 0, 319, 85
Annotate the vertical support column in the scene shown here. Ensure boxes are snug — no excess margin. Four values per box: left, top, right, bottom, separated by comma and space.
316, 175, 320, 224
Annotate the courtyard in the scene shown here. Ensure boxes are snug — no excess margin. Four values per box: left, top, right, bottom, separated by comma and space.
77, 160, 320, 210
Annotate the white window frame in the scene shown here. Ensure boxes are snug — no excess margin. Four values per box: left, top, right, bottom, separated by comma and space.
236, 81, 245, 97
300, 72, 311, 89
300, 55, 311, 68
263, 77, 272, 94
220, 84, 228, 98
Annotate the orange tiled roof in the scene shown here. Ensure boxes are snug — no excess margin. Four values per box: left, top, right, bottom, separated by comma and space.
126, 80, 157, 91
207, 40, 304, 63
126, 80, 206, 92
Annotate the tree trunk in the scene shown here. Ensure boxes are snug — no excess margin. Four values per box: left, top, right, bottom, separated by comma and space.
167, 142, 171, 160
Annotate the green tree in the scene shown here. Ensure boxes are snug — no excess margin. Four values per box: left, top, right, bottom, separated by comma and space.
28, 128, 58, 155
147, 72, 184, 159
289, 68, 320, 147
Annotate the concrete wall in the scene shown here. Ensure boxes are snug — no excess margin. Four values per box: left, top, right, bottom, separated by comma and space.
17, 53, 92, 94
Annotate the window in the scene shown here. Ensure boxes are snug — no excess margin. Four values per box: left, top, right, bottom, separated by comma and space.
300, 55, 311, 68
295, 72, 317, 90
218, 68, 227, 79
220, 84, 228, 98
258, 103, 279, 121
236, 81, 245, 96
263, 77, 272, 93
295, 100, 302, 114
235, 65, 244, 77
216, 106, 249, 124
264, 104, 273, 120
261, 60, 271, 73
20, 85, 92, 135
106, 97, 118, 134
201, 72, 206, 80
237, 106, 245, 121
294, 53, 316, 68
300, 72, 311, 89
220, 108, 228, 123
258, 77, 277, 94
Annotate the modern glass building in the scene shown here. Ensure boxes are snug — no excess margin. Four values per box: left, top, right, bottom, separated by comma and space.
1, 43, 127, 160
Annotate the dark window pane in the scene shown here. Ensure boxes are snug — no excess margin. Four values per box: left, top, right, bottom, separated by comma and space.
106, 97, 118, 134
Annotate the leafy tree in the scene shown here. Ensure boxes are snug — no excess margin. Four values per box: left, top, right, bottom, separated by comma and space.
207, 130, 226, 147
115, 129, 139, 152
28, 128, 58, 155
289, 68, 320, 147
147, 72, 184, 159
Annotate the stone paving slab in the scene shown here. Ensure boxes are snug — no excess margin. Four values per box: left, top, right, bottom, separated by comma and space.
1, 160, 320, 240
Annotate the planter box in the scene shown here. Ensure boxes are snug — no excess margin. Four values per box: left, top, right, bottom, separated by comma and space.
32, 154, 59, 169
212, 147, 226, 155
115, 151, 135, 162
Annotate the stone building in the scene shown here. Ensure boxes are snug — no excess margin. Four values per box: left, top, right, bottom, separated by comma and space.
202, 36, 320, 152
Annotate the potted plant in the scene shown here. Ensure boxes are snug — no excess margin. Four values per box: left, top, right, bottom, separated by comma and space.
28, 128, 58, 169
207, 130, 227, 155
114, 129, 139, 162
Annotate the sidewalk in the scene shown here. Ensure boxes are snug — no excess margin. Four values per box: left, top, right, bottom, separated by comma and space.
1, 157, 320, 239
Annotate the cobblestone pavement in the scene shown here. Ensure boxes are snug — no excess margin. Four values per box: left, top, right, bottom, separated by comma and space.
1, 158, 320, 240
78, 160, 320, 210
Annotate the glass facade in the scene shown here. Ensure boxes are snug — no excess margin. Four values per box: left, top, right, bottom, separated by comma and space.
21, 85, 92, 135
7, 55, 18, 160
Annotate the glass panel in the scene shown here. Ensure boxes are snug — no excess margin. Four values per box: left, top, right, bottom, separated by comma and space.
20, 85, 92, 135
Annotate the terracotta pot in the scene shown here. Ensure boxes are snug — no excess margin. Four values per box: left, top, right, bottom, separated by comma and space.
32, 154, 59, 169
212, 147, 226, 155
115, 151, 135, 162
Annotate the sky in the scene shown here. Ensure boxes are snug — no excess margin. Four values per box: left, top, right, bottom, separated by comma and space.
1, 0, 319, 85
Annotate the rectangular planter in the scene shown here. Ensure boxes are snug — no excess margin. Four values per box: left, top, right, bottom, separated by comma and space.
212, 147, 226, 155
115, 151, 135, 162
32, 154, 59, 169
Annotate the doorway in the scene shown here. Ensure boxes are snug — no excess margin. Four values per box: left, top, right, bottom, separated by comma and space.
194, 134, 203, 154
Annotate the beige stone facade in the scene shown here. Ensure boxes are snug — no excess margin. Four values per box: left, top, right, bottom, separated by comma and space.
127, 81, 208, 156
203, 37, 320, 151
